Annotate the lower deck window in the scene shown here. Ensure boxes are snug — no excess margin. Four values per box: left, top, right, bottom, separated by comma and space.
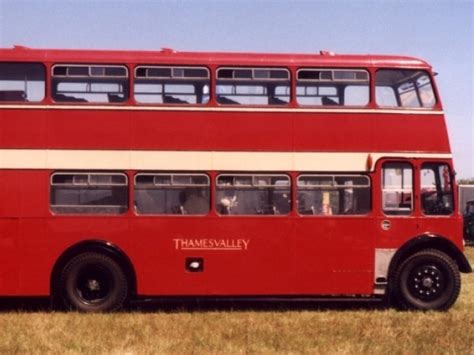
50, 173, 128, 214
216, 174, 291, 215
297, 175, 370, 215
134, 173, 210, 215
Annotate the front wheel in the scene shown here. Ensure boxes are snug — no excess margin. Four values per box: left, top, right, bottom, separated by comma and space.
59, 252, 128, 312
392, 249, 460, 311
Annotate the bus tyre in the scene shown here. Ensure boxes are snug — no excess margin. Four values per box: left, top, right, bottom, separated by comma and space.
393, 249, 460, 311
59, 252, 128, 312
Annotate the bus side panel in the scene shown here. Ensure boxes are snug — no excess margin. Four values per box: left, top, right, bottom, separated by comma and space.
47, 109, 132, 149
294, 113, 450, 153
0, 109, 47, 148
292, 217, 375, 294
0, 218, 20, 294
0, 170, 48, 295
420, 216, 465, 250
210, 112, 293, 151
132, 111, 215, 150
0, 110, 450, 154
129, 217, 293, 295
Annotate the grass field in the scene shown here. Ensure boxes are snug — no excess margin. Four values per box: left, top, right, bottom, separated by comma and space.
1, 248, 473, 354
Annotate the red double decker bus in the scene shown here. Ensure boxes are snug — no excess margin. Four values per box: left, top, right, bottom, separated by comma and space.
0, 46, 471, 311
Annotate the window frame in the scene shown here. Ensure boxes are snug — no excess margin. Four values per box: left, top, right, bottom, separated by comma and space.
215, 67, 291, 106
133, 65, 211, 106
49, 172, 129, 215
51, 63, 129, 104
296, 68, 370, 107
215, 173, 291, 216
375, 68, 438, 109
134, 172, 210, 216
420, 162, 454, 216
381, 162, 414, 216
296, 173, 371, 216
0, 62, 46, 103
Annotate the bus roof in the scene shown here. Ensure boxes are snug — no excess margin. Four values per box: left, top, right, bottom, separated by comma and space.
0, 45, 432, 69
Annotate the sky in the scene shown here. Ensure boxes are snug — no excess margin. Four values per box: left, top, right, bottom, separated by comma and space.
0, 0, 473, 177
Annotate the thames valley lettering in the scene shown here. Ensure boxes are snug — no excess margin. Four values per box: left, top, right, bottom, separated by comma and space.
173, 238, 250, 251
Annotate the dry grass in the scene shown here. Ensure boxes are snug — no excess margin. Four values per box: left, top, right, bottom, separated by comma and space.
1, 248, 473, 354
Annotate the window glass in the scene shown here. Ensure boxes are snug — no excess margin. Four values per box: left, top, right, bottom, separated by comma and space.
135, 173, 210, 215
297, 175, 370, 215
134, 66, 210, 105
421, 163, 453, 215
375, 86, 397, 107
216, 174, 291, 215
52, 64, 128, 103
0, 63, 45, 102
50, 173, 128, 214
376, 69, 436, 108
382, 163, 413, 215
296, 69, 369, 106
216, 67, 290, 105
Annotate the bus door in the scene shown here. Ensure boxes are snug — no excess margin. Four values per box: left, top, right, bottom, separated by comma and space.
292, 173, 375, 295
376, 159, 420, 264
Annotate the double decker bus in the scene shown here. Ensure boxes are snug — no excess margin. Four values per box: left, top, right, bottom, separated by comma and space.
0, 45, 471, 312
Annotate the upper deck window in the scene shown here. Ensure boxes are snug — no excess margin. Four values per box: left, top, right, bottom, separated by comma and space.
134, 66, 210, 105
51, 64, 128, 104
0, 63, 45, 102
216, 67, 290, 105
376, 69, 436, 108
296, 69, 369, 107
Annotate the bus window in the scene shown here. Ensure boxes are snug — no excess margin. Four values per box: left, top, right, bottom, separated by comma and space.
216, 68, 290, 105
376, 69, 436, 108
0, 63, 45, 102
382, 163, 413, 215
134, 66, 210, 105
51, 64, 128, 103
50, 173, 128, 214
421, 163, 453, 215
297, 174, 370, 215
296, 69, 369, 106
216, 174, 291, 215
134, 173, 209, 215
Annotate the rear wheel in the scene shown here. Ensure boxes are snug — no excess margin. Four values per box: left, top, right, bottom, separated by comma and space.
393, 249, 460, 311
59, 252, 128, 312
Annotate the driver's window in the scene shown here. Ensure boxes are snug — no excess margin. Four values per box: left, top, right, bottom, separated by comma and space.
421, 163, 453, 215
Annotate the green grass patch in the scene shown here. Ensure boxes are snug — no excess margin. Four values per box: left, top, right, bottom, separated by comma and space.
1, 248, 473, 354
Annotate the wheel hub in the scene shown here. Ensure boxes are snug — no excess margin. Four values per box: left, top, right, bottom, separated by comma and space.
409, 264, 444, 300
87, 279, 100, 291
422, 277, 433, 288
76, 266, 112, 304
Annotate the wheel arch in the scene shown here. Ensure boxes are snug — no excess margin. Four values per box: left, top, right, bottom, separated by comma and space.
388, 234, 472, 279
50, 240, 137, 304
